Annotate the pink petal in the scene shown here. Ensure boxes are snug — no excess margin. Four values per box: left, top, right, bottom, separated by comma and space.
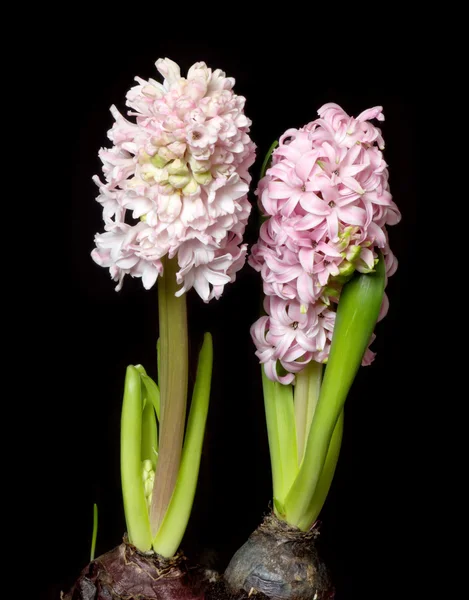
298, 248, 316, 273
269, 181, 295, 199
142, 264, 159, 289
356, 106, 384, 122
295, 150, 320, 181
296, 213, 327, 231
341, 175, 365, 195
327, 212, 339, 239
299, 193, 329, 215
297, 272, 316, 304
367, 222, 387, 247
337, 206, 366, 227
281, 191, 302, 217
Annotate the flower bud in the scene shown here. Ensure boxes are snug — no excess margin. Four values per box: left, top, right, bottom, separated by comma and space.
338, 260, 356, 277
193, 171, 212, 185
344, 245, 361, 262
167, 158, 190, 177
182, 177, 200, 196
142, 459, 153, 473
158, 146, 177, 163
144, 478, 154, 497
151, 153, 170, 168
169, 174, 192, 189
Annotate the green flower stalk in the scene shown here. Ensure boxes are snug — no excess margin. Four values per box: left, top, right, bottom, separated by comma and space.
153, 333, 213, 557
150, 255, 189, 542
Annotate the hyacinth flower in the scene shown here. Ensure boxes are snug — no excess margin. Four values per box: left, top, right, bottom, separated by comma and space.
64, 58, 255, 600
224, 104, 401, 600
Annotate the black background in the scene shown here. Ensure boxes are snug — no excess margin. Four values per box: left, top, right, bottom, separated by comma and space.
39, 33, 420, 600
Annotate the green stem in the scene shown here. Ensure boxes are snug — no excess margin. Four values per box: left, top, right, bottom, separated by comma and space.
152, 333, 213, 557
156, 338, 161, 388
294, 361, 323, 463
150, 257, 188, 538
121, 366, 152, 550
284, 258, 385, 527
297, 410, 344, 531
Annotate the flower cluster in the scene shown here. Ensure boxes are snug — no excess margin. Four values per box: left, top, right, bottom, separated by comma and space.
250, 103, 400, 383
91, 58, 256, 301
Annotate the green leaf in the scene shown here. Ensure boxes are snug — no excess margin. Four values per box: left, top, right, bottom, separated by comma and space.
284, 257, 385, 528
262, 370, 298, 505
260, 140, 279, 179
134, 364, 148, 409
273, 381, 298, 499
121, 366, 152, 551
297, 410, 344, 530
273, 497, 286, 519
90, 503, 98, 561
262, 369, 283, 502
141, 374, 160, 422
141, 394, 158, 467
